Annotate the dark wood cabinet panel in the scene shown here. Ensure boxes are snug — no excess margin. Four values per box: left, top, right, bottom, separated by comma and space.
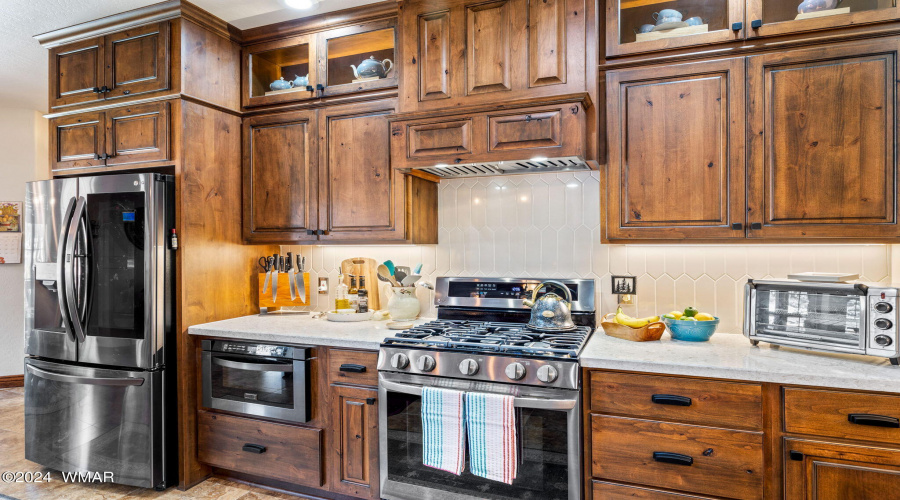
49, 37, 105, 109
51, 112, 106, 171
747, 38, 900, 240
606, 58, 746, 240
407, 119, 473, 158
417, 11, 453, 102
328, 349, 378, 387
784, 439, 900, 500
488, 110, 561, 151
104, 22, 170, 100
592, 480, 716, 499
783, 388, 900, 445
106, 102, 169, 166
465, 1, 512, 95
527, 0, 566, 87
330, 385, 379, 499
197, 410, 323, 487
242, 110, 319, 243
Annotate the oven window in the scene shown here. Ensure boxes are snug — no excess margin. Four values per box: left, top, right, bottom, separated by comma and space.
754, 289, 863, 348
385, 391, 570, 499
210, 356, 293, 407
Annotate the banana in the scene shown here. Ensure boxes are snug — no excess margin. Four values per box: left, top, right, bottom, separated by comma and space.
614, 308, 659, 328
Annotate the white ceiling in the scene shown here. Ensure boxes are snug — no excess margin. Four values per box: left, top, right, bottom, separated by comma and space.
1, 0, 380, 113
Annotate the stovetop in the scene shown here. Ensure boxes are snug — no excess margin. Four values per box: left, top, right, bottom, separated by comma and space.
382, 320, 593, 360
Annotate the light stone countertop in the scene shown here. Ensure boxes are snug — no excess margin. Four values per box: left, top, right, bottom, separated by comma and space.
188, 314, 435, 350
582, 331, 900, 393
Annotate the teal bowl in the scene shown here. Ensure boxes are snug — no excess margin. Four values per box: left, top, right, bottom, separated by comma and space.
663, 317, 720, 342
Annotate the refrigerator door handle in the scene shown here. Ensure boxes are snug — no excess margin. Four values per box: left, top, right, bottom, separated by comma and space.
56, 197, 77, 343
64, 197, 87, 343
76, 205, 93, 327
25, 364, 145, 387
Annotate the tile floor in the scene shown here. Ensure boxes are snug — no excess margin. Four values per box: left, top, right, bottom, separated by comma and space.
0, 388, 307, 500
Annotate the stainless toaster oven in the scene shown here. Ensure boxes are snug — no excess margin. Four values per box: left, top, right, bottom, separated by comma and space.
744, 280, 899, 365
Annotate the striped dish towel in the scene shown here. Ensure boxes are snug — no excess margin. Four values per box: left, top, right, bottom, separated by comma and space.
421, 386, 466, 475
465, 392, 517, 484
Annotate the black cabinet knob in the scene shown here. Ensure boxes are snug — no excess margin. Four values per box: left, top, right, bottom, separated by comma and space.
751, 19, 763, 29
731, 22, 743, 31
366, 397, 376, 405
731, 223, 743, 231
750, 223, 762, 230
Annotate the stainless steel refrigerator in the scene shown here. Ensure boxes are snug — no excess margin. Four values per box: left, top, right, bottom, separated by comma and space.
24, 173, 176, 490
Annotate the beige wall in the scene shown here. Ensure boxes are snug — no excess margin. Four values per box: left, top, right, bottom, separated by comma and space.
0, 109, 48, 376
288, 172, 894, 335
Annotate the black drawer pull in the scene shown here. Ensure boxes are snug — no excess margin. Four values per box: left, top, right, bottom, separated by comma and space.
848, 413, 900, 428
340, 363, 367, 373
651, 394, 692, 407
242, 443, 267, 454
653, 452, 693, 466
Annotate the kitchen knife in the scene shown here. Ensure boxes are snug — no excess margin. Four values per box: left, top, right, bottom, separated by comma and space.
271, 253, 280, 301
259, 256, 272, 293
286, 252, 296, 301
296, 255, 306, 300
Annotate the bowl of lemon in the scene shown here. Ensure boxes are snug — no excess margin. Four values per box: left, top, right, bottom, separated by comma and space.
662, 307, 719, 342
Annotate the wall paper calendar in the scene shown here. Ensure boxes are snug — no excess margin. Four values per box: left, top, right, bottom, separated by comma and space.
0, 202, 22, 264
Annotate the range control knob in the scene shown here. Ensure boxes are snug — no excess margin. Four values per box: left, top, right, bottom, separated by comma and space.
390, 353, 409, 369
458, 359, 479, 376
536, 365, 559, 384
875, 335, 894, 347
875, 318, 894, 330
416, 355, 436, 372
875, 302, 894, 314
505, 362, 526, 380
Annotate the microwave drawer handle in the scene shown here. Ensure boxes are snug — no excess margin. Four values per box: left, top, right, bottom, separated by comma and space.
651, 394, 692, 407
213, 357, 293, 372
653, 452, 694, 466
242, 443, 267, 454
848, 413, 900, 428
340, 364, 367, 373
378, 377, 576, 410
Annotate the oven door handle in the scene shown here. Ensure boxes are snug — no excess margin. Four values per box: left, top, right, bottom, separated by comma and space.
212, 356, 293, 372
378, 378, 577, 410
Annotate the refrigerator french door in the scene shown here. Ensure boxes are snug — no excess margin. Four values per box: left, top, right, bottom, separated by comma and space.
24, 173, 175, 490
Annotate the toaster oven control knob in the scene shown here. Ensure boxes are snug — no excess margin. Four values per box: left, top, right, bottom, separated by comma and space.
458, 359, 479, 376
875, 318, 894, 330
505, 362, 526, 380
416, 355, 436, 372
390, 353, 410, 369
536, 365, 558, 384
875, 335, 894, 347
875, 302, 894, 314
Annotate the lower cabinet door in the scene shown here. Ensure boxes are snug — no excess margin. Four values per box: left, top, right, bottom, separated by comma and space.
197, 410, 323, 486
330, 385, 379, 499
784, 438, 900, 499
591, 415, 764, 499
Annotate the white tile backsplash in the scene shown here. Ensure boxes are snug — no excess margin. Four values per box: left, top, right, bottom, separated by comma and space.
285, 171, 893, 334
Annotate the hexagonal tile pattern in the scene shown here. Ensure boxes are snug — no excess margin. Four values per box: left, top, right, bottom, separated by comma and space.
276, 172, 893, 333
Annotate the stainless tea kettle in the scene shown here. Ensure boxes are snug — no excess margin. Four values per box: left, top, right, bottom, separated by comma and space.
523, 280, 576, 332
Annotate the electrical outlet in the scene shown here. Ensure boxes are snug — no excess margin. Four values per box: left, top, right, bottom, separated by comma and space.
318, 277, 329, 294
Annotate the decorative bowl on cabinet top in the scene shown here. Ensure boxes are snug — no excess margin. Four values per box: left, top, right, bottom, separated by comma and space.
351, 56, 394, 80
269, 77, 293, 91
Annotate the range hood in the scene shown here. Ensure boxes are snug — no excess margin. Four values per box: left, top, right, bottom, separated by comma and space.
405, 156, 590, 179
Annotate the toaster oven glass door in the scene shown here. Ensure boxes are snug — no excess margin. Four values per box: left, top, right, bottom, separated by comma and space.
752, 288, 866, 350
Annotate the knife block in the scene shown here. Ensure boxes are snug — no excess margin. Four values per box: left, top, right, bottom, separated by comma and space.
258, 272, 310, 309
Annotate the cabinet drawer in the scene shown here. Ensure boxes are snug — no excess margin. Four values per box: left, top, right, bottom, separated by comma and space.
197, 410, 322, 486
592, 480, 715, 499
590, 371, 763, 430
784, 388, 900, 445
328, 349, 378, 386
406, 119, 473, 158
488, 110, 561, 152
591, 415, 764, 500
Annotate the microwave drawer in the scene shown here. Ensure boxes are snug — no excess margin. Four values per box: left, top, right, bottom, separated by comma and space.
784, 388, 900, 445
590, 371, 763, 430
197, 410, 322, 486
591, 415, 764, 500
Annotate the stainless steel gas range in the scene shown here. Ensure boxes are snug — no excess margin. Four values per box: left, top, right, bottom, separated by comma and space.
377, 277, 596, 500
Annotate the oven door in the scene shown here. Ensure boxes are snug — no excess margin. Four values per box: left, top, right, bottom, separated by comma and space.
201, 351, 309, 423
378, 372, 580, 500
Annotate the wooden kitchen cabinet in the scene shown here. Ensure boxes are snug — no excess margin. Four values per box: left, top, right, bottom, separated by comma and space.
50, 112, 107, 171
784, 439, 900, 499
329, 384, 380, 499
746, 38, 900, 240
397, 0, 586, 113
48, 22, 170, 110
242, 99, 438, 244
748, 0, 900, 39
605, 57, 746, 241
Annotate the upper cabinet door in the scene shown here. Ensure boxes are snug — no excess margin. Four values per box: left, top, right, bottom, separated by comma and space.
51, 112, 107, 172
317, 100, 407, 242
748, 0, 900, 39
243, 111, 319, 243
606, 58, 746, 241
317, 19, 398, 98
605, 0, 744, 57
49, 37, 105, 109
243, 34, 318, 109
105, 102, 170, 166
104, 22, 170, 100
466, 1, 513, 95
747, 38, 900, 240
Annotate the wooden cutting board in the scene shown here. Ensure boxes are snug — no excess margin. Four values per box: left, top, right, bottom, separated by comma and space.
340, 257, 381, 311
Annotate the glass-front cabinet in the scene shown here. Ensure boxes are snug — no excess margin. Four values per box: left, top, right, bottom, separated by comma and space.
243, 19, 397, 108
607, 0, 745, 56
749, 0, 900, 38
